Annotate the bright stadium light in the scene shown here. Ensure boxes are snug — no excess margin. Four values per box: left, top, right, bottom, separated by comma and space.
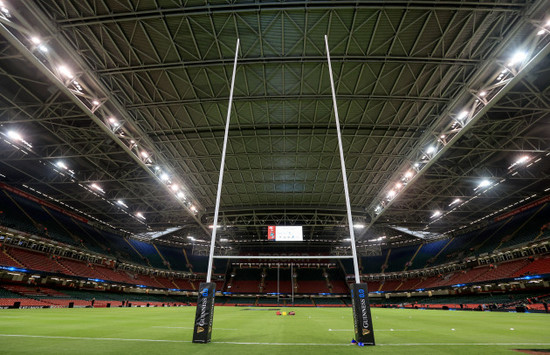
117, 200, 128, 208
90, 183, 105, 193
160, 173, 169, 181
515, 156, 529, 165
508, 51, 527, 66
136, 212, 145, 219
475, 179, 491, 190
404, 170, 413, 179
58, 65, 74, 78
457, 110, 468, 120
426, 146, 436, 154
30, 36, 41, 45
353, 224, 365, 229
431, 210, 442, 218
56, 161, 68, 170
176, 191, 185, 199
170, 184, 179, 192
7, 130, 22, 141
109, 117, 119, 127
449, 198, 461, 207
387, 190, 396, 198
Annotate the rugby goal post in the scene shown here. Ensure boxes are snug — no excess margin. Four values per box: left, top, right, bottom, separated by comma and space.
192, 37, 375, 346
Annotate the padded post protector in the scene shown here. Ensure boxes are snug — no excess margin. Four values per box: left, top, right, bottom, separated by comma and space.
351, 283, 376, 345
192, 282, 216, 343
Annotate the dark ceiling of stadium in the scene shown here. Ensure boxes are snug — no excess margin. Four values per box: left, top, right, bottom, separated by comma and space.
0, 1, 549, 251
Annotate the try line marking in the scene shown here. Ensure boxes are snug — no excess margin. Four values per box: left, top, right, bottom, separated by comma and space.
1, 334, 550, 347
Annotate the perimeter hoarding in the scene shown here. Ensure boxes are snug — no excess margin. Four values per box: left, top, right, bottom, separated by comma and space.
192, 282, 216, 343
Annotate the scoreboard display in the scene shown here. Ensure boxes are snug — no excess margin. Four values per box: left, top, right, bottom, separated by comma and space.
267, 226, 303, 241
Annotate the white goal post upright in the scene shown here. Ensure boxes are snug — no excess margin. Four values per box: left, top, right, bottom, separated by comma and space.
324, 35, 361, 284
206, 38, 240, 284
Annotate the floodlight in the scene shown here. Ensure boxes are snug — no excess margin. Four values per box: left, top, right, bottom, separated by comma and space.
136, 212, 145, 219
220, 238, 228, 242
176, 192, 185, 199
387, 190, 396, 198
537, 29, 545, 36
515, 156, 529, 165
426, 146, 436, 154
0, 3, 9, 15
30, 37, 41, 44
477, 179, 491, 189
116, 200, 128, 208
160, 173, 169, 181
395, 182, 402, 189
508, 51, 527, 66
353, 224, 365, 229
457, 111, 468, 120
404, 171, 413, 179
479, 91, 487, 97
56, 161, 68, 170
90, 183, 104, 193
140, 151, 149, 158
7, 130, 22, 141
170, 184, 179, 192
92, 100, 100, 106
58, 65, 74, 78
38, 45, 48, 53
449, 198, 461, 207
431, 211, 441, 218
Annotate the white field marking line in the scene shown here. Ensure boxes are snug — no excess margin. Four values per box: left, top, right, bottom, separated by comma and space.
1, 335, 550, 347
152, 326, 239, 330
328, 329, 421, 332
0, 334, 190, 343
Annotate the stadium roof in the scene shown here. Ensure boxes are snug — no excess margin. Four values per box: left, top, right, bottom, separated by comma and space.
0, 1, 549, 251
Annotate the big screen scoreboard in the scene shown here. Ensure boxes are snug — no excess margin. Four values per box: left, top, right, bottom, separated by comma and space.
267, 226, 303, 241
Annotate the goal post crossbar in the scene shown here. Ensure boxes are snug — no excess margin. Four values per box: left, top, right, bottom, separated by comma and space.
212, 255, 355, 260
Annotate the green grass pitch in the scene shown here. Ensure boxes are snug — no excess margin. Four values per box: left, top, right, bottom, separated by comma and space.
0, 306, 549, 354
